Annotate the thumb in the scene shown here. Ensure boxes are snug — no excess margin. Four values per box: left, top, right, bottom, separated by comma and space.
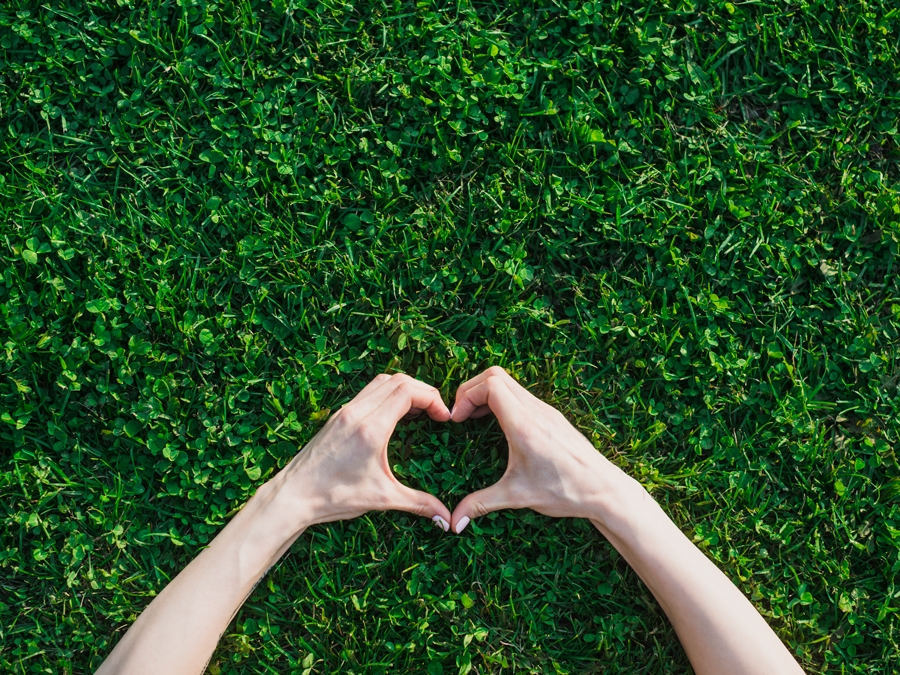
451, 480, 513, 534
389, 483, 453, 533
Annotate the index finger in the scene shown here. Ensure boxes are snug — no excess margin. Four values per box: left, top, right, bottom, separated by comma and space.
454, 366, 531, 406
449, 373, 523, 430
367, 379, 451, 432
343, 373, 393, 406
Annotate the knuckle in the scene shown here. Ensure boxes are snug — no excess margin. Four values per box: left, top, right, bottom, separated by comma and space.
335, 405, 359, 426
330, 414, 344, 431
486, 366, 507, 378
356, 420, 381, 446
373, 373, 391, 383
395, 380, 417, 396
391, 372, 413, 383
485, 376, 504, 394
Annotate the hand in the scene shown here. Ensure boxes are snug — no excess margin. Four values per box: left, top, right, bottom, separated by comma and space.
449, 367, 630, 533
271, 373, 453, 532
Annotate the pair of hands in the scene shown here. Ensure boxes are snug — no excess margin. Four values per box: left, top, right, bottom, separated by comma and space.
98, 371, 806, 675
276, 367, 618, 534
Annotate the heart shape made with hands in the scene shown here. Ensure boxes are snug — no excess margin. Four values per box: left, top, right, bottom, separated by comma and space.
293, 367, 615, 537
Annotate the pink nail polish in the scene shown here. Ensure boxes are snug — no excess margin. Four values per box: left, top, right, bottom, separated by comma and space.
455, 516, 470, 534
432, 515, 449, 532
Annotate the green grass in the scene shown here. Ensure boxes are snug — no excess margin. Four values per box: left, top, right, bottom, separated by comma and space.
1, 0, 899, 672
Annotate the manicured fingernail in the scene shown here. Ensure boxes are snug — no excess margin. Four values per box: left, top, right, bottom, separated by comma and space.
432, 515, 449, 532
455, 516, 470, 534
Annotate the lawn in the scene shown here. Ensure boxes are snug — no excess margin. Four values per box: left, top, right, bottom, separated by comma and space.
1, 0, 899, 672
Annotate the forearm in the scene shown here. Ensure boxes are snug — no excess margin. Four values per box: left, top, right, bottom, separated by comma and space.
96, 373, 454, 674
589, 469, 804, 675
96, 476, 309, 675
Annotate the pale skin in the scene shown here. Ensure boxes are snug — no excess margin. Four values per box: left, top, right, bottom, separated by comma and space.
96, 369, 805, 675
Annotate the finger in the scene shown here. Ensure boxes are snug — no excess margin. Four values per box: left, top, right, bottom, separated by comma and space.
453, 366, 503, 405
387, 483, 453, 532
356, 373, 435, 406
369, 379, 451, 429
349, 372, 398, 405
450, 376, 522, 428
450, 481, 513, 534
467, 404, 492, 419
453, 366, 531, 413
354, 374, 445, 419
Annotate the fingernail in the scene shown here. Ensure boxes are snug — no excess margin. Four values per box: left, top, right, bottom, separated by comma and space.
455, 516, 470, 534
449, 405, 455, 420
432, 515, 449, 532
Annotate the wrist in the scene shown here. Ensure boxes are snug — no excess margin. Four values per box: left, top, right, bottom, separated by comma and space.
583, 463, 664, 536
251, 472, 322, 535
215, 475, 319, 568
203, 476, 318, 586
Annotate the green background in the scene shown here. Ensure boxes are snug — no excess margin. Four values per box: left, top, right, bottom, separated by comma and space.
1, 0, 899, 672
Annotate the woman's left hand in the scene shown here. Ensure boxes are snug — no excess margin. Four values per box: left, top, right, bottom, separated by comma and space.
270, 373, 453, 532
96, 372, 453, 675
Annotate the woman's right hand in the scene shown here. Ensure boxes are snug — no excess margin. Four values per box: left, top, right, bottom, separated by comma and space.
448, 367, 640, 533
449, 368, 808, 675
